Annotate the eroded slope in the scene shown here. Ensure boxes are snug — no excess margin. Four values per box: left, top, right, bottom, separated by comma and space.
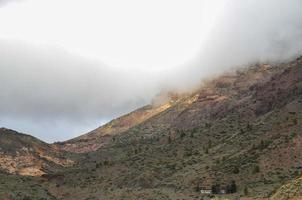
0, 128, 73, 176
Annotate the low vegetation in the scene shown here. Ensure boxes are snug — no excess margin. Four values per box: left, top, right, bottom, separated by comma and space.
1, 57, 302, 199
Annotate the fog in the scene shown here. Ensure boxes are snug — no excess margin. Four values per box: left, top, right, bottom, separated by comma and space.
0, 41, 159, 141
0, 0, 21, 6
165, 0, 302, 90
0, 0, 302, 142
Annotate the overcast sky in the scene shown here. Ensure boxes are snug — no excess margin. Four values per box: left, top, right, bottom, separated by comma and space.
0, 0, 302, 142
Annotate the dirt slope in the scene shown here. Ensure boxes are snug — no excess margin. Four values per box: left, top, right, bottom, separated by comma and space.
0, 128, 73, 176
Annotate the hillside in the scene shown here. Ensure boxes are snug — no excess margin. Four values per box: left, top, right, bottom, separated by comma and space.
56, 97, 173, 153
42, 56, 302, 199
0, 56, 302, 200
0, 128, 73, 176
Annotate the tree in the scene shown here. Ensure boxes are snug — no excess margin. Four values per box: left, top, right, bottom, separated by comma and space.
253, 165, 260, 174
208, 140, 212, 148
293, 118, 298, 125
168, 135, 172, 143
233, 166, 240, 174
205, 122, 211, 128
96, 162, 102, 168
211, 183, 220, 194
195, 182, 201, 192
180, 131, 186, 139
244, 186, 249, 195
226, 180, 237, 193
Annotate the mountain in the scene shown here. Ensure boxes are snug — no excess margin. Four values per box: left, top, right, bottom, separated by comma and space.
56, 101, 172, 153
0, 128, 73, 176
1, 56, 302, 200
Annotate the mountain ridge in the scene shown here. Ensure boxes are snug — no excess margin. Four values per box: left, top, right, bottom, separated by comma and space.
55, 95, 175, 153
0, 56, 302, 199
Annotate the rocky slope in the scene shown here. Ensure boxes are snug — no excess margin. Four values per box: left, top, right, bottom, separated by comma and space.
271, 175, 302, 200
56, 97, 173, 153
1, 56, 302, 200
0, 128, 73, 176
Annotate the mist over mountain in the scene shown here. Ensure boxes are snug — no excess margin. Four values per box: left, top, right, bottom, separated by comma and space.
0, 0, 302, 141
1, 54, 302, 200
0, 1, 302, 199
0, 41, 157, 141
166, 0, 302, 90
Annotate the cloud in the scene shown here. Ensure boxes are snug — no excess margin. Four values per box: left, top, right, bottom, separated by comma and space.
0, 0, 302, 141
0, 41, 162, 141
165, 0, 302, 90
0, 0, 22, 6
0, 41, 160, 120
203, 0, 302, 64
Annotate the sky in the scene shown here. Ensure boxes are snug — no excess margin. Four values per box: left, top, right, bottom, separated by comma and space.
0, 0, 302, 142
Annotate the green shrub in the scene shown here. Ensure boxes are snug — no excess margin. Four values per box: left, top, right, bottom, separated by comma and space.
233, 166, 240, 174
252, 165, 260, 174
244, 186, 249, 195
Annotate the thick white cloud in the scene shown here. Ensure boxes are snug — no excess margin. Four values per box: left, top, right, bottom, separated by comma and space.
165, 0, 302, 90
0, 0, 215, 69
0, 41, 151, 118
